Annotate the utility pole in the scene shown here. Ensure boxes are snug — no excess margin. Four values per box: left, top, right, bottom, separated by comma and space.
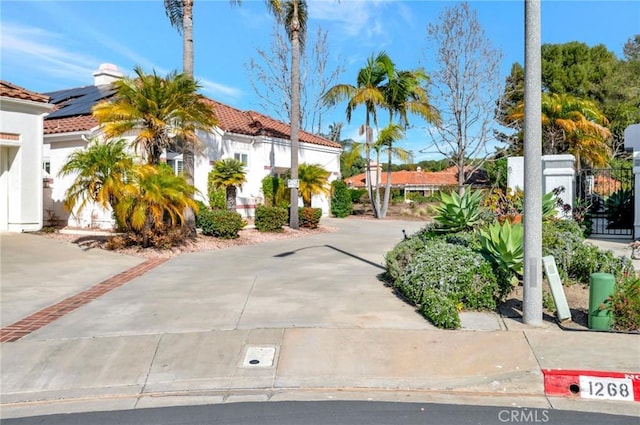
523, 0, 543, 325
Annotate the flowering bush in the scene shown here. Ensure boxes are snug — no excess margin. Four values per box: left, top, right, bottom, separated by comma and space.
611, 276, 640, 332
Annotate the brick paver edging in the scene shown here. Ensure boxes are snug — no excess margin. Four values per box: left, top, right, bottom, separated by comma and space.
0, 258, 168, 343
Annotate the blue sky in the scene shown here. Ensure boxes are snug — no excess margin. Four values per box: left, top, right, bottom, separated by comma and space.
1, 0, 638, 161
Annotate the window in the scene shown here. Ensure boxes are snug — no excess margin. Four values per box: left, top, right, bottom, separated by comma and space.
167, 159, 183, 175
234, 153, 248, 166
43, 161, 51, 174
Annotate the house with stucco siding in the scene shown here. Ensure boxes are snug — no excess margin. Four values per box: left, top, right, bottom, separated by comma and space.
0, 81, 53, 232
43, 64, 341, 229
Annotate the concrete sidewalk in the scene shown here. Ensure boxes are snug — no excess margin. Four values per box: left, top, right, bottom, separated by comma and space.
1, 220, 639, 419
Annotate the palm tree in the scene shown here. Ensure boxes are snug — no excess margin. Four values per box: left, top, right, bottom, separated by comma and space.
92, 67, 217, 166
209, 158, 247, 211
380, 69, 439, 217
58, 138, 135, 220
164, 0, 238, 185
298, 163, 330, 207
264, 0, 307, 229
327, 122, 343, 143
323, 51, 395, 218
371, 124, 412, 211
508, 92, 611, 169
164, 0, 238, 235
567, 130, 611, 170
114, 165, 198, 247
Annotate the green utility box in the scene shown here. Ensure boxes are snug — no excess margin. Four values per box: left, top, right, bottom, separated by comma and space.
589, 273, 615, 330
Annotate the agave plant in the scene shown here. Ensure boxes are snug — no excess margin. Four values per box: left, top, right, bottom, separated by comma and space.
478, 221, 524, 285
432, 189, 484, 231
605, 188, 633, 229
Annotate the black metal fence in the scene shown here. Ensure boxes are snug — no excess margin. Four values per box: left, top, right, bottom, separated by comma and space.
575, 167, 634, 238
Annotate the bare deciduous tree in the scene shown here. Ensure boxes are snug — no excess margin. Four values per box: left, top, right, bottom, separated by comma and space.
246, 24, 344, 133
424, 2, 503, 192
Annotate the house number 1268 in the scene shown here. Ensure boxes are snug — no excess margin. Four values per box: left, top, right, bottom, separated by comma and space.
579, 376, 634, 401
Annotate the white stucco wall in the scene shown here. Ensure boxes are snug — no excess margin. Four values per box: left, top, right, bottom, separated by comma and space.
624, 123, 640, 238
0, 97, 51, 232
44, 133, 116, 229
197, 132, 340, 217
44, 127, 341, 226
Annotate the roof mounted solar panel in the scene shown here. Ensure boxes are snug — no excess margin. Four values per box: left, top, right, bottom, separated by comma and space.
45, 85, 116, 119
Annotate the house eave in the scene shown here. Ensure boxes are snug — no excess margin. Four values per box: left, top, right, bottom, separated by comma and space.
44, 130, 92, 144
1, 96, 54, 114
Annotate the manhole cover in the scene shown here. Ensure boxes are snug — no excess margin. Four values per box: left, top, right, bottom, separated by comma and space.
242, 346, 277, 368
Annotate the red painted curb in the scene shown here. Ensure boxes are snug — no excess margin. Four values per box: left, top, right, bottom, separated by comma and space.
543, 369, 640, 402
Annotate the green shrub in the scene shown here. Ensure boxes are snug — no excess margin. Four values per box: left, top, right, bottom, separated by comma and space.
396, 240, 500, 328
385, 235, 428, 284
194, 200, 209, 229
542, 221, 586, 280
209, 187, 226, 210
420, 289, 461, 329
261, 175, 275, 206
385, 223, 458, 282
478, 221, 524, 285
432, 189, 484, 231
445, 230, 481, 249
542, 220, 634, 283
207, 172, 227, 210
255, 205, 288, 232
567, 244, 634, 283
261, 175, 290, 208
349, 188, 367, 203
484, 157, 508, 190
548, 218, 584, 236
199, 209, 246, 239
331, 180, 353, 217
299, 207, 322, 229
407, 192, 438, 203
611, 275, 640, 332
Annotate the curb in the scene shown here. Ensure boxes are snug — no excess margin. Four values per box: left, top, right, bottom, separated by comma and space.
543, 369, 640, 402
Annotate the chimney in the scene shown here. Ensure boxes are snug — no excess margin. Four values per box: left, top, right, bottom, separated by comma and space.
417, 166, 422, 173
93, 63, 123, 86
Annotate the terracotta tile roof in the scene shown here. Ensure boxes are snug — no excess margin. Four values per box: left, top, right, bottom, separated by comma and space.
346, 169, 458, 188
207, 99, 341, 148
592, 174, 622, 196
0, 81, 49, 103
42, 86, 340, 149
44, 115, 98, 135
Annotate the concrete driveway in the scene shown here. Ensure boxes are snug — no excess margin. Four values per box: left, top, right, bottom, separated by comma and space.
1, 233, 144, 327
2, 219, 432, 340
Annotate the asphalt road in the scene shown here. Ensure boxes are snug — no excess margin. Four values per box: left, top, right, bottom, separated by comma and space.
3, 401, 638, 425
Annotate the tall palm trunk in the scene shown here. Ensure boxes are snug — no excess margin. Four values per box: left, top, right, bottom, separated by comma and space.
363, 122, 380, 218
182, 0, 197, 235
380, 111, 394, 218
289, 0, 300, 229
227, 186, 237, 211
381, 145, 392, 218
374, 146, 382, 214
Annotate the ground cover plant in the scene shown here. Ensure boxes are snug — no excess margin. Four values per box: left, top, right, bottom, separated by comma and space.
385, 188, 638, 331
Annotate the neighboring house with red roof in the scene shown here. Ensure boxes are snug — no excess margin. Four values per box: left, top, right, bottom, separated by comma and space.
43, 64, 341, 228
346, 165, 486, 200
0, 81, 53, 232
